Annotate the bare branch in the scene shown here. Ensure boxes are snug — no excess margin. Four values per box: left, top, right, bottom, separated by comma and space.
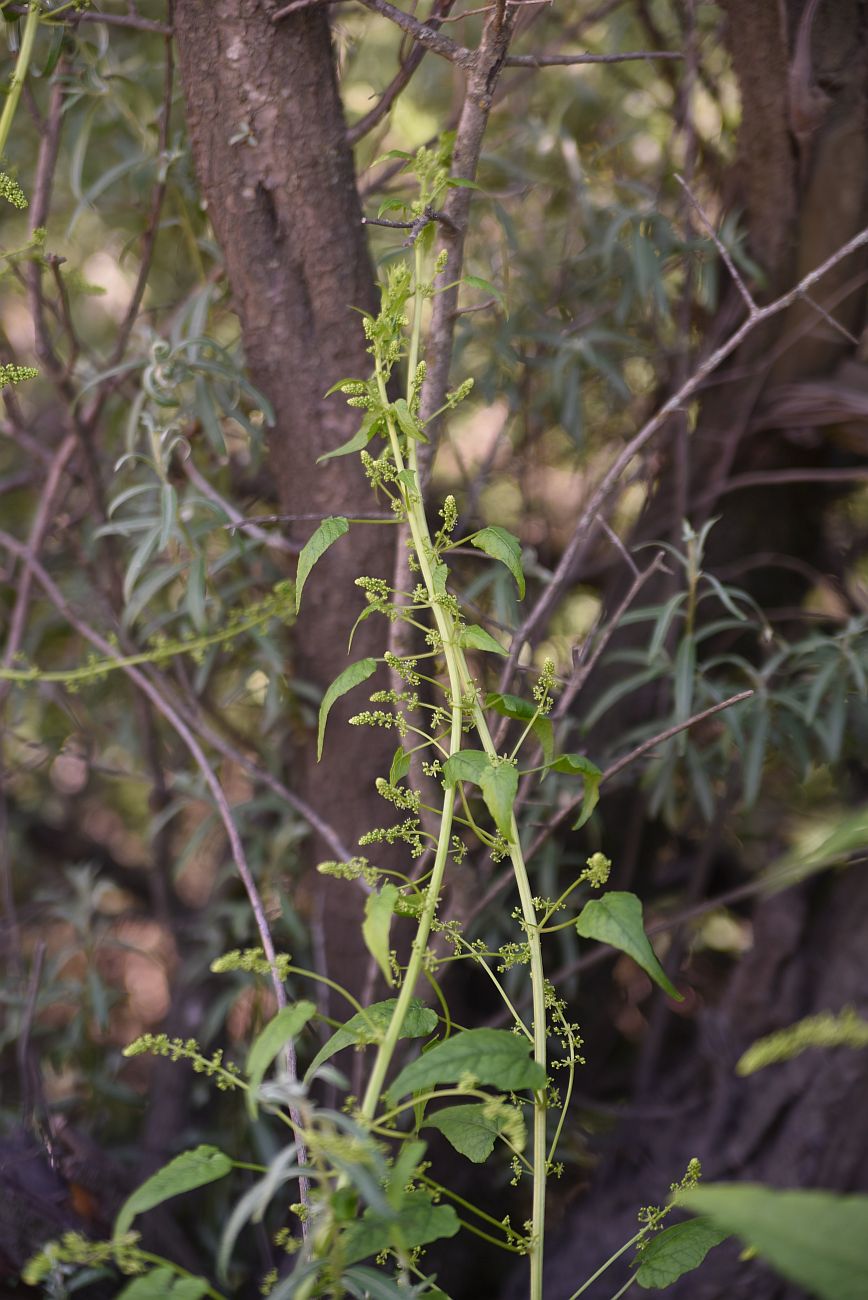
84, 14, 175, 428
553, 551, 667, 722
347, 0, 457, 146
276, 0, 477, 66
675, 172, 757, 315
497, 221, 868, 695
0, 527, 311, 1209
57, 9, 173, 35
183, 458, 298, 554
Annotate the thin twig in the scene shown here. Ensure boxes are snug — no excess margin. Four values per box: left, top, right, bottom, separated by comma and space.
347, 0, 457, 146
143, 668, 363, 874
362, 204, 458, 245
83, 10, 175, 436
553, 552, 667, 722
675, 172, 756, 314
47, 8, 174, 35
438, 0, 550, 20
533, 690, 754, 861
342, 0, 477, 66
497, 221, 868, 696
599, 688, 754, 785
695, 465, 868, 507
222, 511, 394, 527
183, 459, 298, 554
17, 940, 46, 1125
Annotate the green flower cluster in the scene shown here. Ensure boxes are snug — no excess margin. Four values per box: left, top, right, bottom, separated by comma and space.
0, 362, 39, 387
0, 170, 27, 209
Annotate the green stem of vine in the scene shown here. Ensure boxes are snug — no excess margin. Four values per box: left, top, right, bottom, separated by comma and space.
0, 2, 41, 161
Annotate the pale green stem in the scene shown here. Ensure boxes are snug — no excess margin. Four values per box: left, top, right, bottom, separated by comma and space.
0, 2, 41, 162
359, 361, 464, 1122
567, 1230, 644, 1300
361, 257, 549, 1300
471, 695, 549, 1300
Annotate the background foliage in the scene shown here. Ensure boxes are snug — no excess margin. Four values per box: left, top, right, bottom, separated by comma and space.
3, 0, 868, 1296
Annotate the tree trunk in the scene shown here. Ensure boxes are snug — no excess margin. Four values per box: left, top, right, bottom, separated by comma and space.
174, 0, 395, 987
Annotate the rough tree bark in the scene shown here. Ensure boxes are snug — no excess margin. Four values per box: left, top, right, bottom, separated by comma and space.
535, 3, 868, 1297
173, 0, 395, 985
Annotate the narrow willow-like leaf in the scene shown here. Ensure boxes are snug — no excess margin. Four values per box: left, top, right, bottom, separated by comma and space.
386, 1028, 545, 1104
304, 998, 437, 1082
317, 657, 377, 759
679, 1185, 868, 1300
295, 516, 349, 613
470, 525, 525, 598
114, 1145, 233, 1240
634, 1218, 728, 1289
422, 1102, 525, 1164
575, 892, 682, 1000
245, 1000, 316, 1118
363, 883, 399, 987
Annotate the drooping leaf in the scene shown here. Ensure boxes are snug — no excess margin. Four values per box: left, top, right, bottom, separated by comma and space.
305, 997, 438, 1081
114, 1146, 233, 1239
363, 884, 399, 987
422, 1102, 525, 1164
762, 803, 868, 893
392, 397, 427, 443
442, 750, 517, 841
575, 892, 682, 1000
679, 1185, 868, 1300
343, 1189, 460, 1265
462, 273, 506, 313
545, 753, 602, 828
389, 746, 411, 786
218, 1144, 303, 1281
460, 624, 508, 657
317, 658, 377, 759
470, 526, 525, 598
316, 412, 379, 463
386, 1028, 545, 1104
634, 1218, 728, 1289
245, 1001, 316, 1118
479, 761, 518, 841
295, 516, 349, 613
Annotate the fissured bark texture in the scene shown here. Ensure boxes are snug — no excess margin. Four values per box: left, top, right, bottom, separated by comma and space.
174, 0, 394, 989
